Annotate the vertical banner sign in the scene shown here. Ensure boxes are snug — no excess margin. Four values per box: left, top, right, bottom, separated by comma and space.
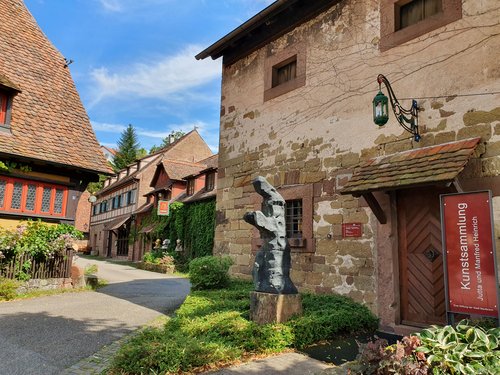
157, 200, 170, 216
441, 191, 499, 318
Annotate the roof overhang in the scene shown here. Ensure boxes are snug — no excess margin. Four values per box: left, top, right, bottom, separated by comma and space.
104, 215, 131, 231
144, 186, 171, 197
196, 0, 338, 65
340, 138, 482, 223
0, 74, 21, 93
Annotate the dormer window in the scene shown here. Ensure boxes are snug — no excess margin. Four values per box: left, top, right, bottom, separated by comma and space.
0, 76, 21, 129
0, 91, 12, 127
187, 179, 195, 196
205, 172, 215, 192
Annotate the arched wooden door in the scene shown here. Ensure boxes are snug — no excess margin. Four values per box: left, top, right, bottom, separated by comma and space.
397, 187, 450, 326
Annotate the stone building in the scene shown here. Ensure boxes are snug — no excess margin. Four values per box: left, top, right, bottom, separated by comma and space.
88, 130, 212, 259
197, 0, 500, 333
0, 0, 111, 230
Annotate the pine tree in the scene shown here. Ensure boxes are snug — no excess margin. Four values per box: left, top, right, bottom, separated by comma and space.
113, 124, 140, 171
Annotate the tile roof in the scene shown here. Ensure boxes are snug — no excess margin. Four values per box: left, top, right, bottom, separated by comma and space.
161, 159, 207, 181
101, 145, 117, 156
199, 154, 219, 170
98, 131, 213, 195
341, 138, 481, 195
97, 155, 162, 196
0, 0, 111, 175
180, 189, 216, 203
0, 73, 21, 92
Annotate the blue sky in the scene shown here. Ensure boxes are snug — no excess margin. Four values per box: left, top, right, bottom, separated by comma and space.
24, 0, 274, 153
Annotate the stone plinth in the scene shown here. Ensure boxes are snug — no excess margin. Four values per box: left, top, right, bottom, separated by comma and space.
250, 291, 302, 325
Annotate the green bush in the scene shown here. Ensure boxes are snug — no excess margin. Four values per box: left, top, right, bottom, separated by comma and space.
84, 264, 98, 276
109, 279, 378, 374
188, 256, 233, 290
0, 277, 20, 300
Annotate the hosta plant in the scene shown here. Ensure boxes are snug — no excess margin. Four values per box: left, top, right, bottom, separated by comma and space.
416, 320, 500, 375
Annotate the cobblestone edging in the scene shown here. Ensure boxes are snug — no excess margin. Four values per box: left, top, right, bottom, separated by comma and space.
60, 332, 133, 375
61, 316, 169, 375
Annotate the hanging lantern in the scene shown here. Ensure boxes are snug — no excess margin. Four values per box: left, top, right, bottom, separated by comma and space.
373, 90, 389, 126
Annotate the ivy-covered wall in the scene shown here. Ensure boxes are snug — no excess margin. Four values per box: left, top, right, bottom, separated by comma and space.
138, 199, 216, 263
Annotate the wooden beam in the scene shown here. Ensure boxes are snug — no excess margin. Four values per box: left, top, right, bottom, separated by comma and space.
452, 178, 464, 193
362, 192, 387, 224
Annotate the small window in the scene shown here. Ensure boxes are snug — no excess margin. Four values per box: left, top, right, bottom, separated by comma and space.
54, 189, 64, 214
187, 179, 195, 196
0, 179, 5, 208
205, 172, 215, 192
25, 184, 37, 212
285, 199, 303, 239
0, 91, 10, 126
398, 0, 442, 30
272, 57, 297, 88
380, 0, 461, 51
127, 189, 136, 205
92, 204, 98, 216
117, 194, 122, 208
264, 42, 306, 102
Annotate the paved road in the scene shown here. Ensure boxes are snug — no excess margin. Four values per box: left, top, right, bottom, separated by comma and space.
0, 257, 190, 375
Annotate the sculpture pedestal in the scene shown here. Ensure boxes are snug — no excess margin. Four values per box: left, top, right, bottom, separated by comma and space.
250, 291, 302, 325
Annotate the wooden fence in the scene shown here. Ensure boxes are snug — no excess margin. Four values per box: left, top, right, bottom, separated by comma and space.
0, 250, 73, 280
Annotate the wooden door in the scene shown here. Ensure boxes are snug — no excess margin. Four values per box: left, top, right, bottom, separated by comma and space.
397, 187, 449, 326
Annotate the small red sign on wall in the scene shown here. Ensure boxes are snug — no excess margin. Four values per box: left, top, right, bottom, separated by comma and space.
342, 223, 362, 238
157, 200, 169, 216
441, 191, 499, 318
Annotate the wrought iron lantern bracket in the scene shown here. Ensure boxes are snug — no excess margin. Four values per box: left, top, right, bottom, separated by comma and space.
374, 74, 421, 142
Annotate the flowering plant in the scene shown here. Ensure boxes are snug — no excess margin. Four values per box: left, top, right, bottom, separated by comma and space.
0, 220, 83, 260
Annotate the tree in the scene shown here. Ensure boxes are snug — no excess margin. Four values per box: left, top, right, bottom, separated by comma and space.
113, 124, 140, 171
149, 130, 186, 154
87, 174, 108, 194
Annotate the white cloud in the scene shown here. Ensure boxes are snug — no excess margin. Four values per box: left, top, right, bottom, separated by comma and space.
91, 121, 126, 133
90, 45, 221, 105
98, 0, 122, 12
91, 120, 207, 140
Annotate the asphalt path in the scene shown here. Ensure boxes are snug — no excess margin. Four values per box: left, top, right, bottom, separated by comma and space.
0, 257, 190, 375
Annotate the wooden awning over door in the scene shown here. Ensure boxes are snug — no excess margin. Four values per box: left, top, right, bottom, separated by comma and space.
340, 137, 481, 223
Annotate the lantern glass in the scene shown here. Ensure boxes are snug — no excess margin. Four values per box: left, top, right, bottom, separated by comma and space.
373, 91, 389, 126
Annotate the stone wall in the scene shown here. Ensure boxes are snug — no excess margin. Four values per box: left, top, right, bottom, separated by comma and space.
214, 0, 500, 325
16, 278, 73, 294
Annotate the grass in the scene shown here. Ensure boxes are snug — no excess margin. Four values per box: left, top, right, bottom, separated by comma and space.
108, 279, 378, 374
0, 286, 91, 302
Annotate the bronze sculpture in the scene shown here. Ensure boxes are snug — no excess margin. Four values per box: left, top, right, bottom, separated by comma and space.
244, 176, 298, 294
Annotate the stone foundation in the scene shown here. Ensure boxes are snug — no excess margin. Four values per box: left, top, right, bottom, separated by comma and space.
250, 291, 303, 324
16, 277, 73, 294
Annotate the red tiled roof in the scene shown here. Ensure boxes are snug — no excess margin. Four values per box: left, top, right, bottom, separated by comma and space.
101, 145, 117, 156
0, 0, 111, 174
180, 189, 216, 203
198, 154, 219, 170
161, 159, 206, 181
341, 138, 481, 194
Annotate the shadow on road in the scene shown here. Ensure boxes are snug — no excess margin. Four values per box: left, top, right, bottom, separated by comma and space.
96, 277, 191, 315
0, 311, 131, 374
